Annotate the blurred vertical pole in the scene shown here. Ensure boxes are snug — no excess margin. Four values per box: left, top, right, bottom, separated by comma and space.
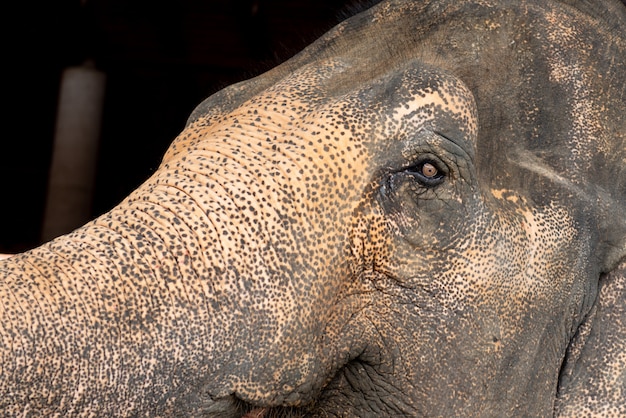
41, 61, 106, 242
41, 0, 105, 243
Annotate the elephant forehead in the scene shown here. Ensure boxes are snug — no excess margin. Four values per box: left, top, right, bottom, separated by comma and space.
221, 58, 479, 167
277, 58, 477, 132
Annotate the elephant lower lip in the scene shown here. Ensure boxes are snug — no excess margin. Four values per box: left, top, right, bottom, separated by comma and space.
238, 402, 306, 418
241, 407, 269, 418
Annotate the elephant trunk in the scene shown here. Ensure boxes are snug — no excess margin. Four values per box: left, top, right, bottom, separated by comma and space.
0, 203, 220, 414
0, 148, 363, 415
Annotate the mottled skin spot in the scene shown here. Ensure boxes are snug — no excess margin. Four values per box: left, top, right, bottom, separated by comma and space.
1, 0, 625, 417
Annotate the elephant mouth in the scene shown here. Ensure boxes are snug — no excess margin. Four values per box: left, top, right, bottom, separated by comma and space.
214, 360, 391, 417
207, 340, 396, 417
241, 407, 269, 418
239, 405, 304, 418
207, 395, 308, 418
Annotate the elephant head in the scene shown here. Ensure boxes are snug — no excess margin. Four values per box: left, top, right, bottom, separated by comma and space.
1, 0, 624, 416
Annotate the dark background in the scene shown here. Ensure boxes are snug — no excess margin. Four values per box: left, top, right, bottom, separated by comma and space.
2, 0, 360, 253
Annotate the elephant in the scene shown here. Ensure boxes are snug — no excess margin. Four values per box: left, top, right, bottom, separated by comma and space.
1, 0, 625, 416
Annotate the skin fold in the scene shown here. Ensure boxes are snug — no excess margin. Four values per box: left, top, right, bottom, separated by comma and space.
0, 0, 624, 416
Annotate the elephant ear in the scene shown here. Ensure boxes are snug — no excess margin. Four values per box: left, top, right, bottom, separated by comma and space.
555, 259, 626, 416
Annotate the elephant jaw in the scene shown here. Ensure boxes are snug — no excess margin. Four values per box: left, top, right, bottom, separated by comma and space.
199, 335, 411, 417
195, 315, 388, 417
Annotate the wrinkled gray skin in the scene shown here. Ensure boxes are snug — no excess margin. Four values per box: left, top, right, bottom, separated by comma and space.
1, 0, 625, 416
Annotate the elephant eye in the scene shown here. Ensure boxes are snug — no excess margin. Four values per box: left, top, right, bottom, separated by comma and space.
421, 162, 438, 178
405, 160, 445, 187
